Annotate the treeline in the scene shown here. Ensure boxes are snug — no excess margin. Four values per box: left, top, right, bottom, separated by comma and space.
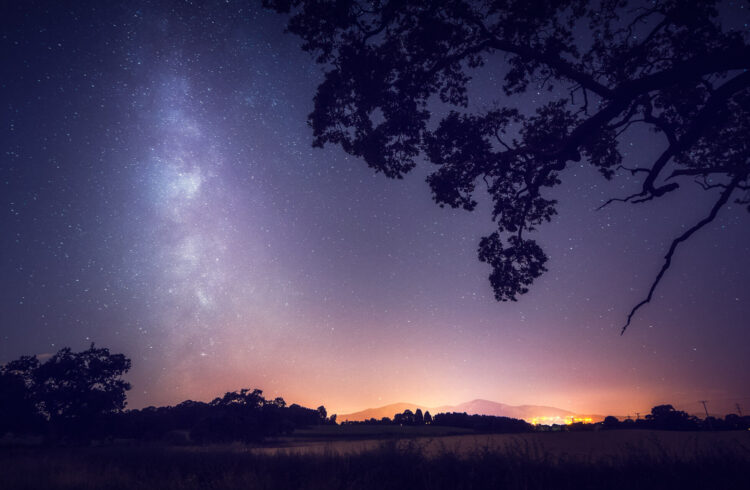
598, 405, 750, 432
347, 405, 750, 434
4, 345, 749, 444
0, 345, 332, 443
345, 408, 532, 433
112, 389, 333, 444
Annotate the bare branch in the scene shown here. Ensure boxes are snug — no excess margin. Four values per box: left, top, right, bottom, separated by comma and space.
668, 166, 744, 180
630, 193, 659, 205
597, 190, 645, 210
638, 71, 750, 196
622, 175, 742, 334
695, 178, 727, 191
617, 165, 651, 175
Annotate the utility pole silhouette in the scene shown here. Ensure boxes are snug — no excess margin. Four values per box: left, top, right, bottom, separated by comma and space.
635, 412, 640, 421
700, 400, 710, 418
737, 403, 743, 417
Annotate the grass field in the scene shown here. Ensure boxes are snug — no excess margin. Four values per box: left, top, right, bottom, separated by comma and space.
260, 428, 750, 460
279, 424, 475, 440
1, 430, 748, 489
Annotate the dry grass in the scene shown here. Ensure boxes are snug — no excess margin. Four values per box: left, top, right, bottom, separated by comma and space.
255, 428, 750, 461
1, 430, 748, 489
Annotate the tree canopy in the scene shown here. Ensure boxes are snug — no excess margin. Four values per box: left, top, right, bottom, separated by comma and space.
0, 346, 334, 442
266, 0, 750, 332
0, 344, 131, 438
34, 344, 132, 423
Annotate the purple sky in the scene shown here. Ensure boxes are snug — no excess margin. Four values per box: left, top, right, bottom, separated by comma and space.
1, 0, 749, 418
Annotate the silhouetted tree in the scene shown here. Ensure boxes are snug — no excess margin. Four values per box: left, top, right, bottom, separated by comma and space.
38, 345, 131, 439
0, 345, 131, 440
0, 356, 43, 435
194, 389, 324, 442
2, 345, 338, 443
645, 404, 698, 430
723, 413, 750, 430
424, 410, 432, 425
114, 390, 323, 444
431, 412, 531, 433
602, 415, 620, 429
414, 408, 424, 425
288, 403, 324, 426
212, 388, 265, 409
394, 409, 415, 425
267, 0, 750, 332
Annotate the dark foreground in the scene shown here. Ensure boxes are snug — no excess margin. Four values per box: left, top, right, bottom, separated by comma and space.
1, 431, 749, 490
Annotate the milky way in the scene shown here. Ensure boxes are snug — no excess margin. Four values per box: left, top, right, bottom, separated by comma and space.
2, 1, 749, 417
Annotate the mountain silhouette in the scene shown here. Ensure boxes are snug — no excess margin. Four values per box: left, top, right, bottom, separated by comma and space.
338, 399, 603, 423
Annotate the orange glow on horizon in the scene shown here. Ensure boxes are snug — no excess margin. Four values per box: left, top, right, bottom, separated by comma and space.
529, 416, 595, 425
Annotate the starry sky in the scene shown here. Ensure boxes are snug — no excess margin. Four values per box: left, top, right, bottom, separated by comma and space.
2, 1, 749, 418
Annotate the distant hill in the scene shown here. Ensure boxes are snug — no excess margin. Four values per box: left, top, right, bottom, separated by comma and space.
338, 399, 604, 424
436, 399, 580, 421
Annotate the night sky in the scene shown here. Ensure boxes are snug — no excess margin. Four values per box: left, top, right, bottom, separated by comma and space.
2, 1, 749, 418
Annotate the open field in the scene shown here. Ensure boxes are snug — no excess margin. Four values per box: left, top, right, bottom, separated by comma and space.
1, 430, 749, 489
277, 424, 475, 440
259, 428, 750, 461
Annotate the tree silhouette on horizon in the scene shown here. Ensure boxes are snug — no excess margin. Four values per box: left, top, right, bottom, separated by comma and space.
266, 0, 750, 333
0, 346, 334, 442
0, 344, 131, 439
